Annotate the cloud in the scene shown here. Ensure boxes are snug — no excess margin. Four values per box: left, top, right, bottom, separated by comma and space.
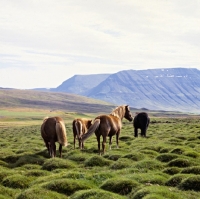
0, 0, 199, 88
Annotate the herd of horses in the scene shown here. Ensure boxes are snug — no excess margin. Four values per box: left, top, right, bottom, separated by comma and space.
41, 105, 150, 158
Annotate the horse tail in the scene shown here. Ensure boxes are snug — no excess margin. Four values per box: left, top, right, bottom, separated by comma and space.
81, 119, 100, 142
56, 120, 68, 146
75, 120, 82, 139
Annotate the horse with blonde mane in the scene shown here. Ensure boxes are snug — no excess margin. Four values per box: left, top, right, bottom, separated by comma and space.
81, 105, 133, 155
72, 118, 92, 149
41, 116, 68, 158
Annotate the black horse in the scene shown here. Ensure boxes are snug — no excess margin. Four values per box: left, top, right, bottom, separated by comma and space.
133, 112, 150, 137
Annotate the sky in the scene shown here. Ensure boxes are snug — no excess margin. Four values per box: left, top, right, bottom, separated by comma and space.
0, 0, 200, 89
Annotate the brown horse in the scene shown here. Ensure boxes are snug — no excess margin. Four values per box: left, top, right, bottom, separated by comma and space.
41, 116, 68, 158
72, 118, 92, 149
81, 105, 133, 155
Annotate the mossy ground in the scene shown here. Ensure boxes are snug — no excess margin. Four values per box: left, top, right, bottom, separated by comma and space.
0, 115, 200, 198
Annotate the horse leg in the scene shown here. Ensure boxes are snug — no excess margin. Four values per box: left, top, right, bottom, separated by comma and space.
116, 133, 119, 149
141, 128, 147, 137
81, 141, 84, 150
59, 144, 62, 158
109, 136, 112, 150
102, 136, 107, 155
50, 140, 56, 158
134, 128, 138, 137
96, 135, 101, 155
73, 135, 76, 149
44, 141, 51, 157
78, 138, 82, 150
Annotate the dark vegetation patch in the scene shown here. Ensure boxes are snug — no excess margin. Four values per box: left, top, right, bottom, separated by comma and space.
181, 166, 200, 174
178, 175, 200, 191
167, 158, 194, 168
162, 167, 181, 175
156, 153, 178, 162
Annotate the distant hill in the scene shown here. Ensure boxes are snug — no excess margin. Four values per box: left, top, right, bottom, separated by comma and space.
0, 89, 114, 113
49, 68, 200, 113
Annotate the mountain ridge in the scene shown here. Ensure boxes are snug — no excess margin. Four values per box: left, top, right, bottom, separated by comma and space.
50, 68, 200, 113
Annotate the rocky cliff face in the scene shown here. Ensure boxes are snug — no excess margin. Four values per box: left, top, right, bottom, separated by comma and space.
53, 68, 200, 113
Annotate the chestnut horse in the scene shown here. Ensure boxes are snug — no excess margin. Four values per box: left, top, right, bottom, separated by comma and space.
133, 112, 150, 137
41, 117, 68, 158
72, 118, 92, 149
81, 105, 133, 155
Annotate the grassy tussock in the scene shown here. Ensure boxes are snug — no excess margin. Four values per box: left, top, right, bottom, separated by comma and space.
41, 178, 93, 196
84, 155, 112, 167
0, 116, 200, 198
42, 158, 76, 171
70, 188, 127, 199
100, 178, 139, 195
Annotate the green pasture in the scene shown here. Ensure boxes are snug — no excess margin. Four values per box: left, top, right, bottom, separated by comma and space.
0, 109, 200, 199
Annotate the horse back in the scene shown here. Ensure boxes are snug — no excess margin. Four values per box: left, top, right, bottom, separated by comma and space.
134, 112, 149, 128
41, 117, 57, 141
95, 115, 121, 136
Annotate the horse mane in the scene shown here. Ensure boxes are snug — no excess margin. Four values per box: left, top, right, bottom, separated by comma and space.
43, 116, 49, 123
110, 105, 126, 119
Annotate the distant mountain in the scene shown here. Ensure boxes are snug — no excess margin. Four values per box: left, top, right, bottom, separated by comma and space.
51, 68, 200, 113
52, 74, 110, 95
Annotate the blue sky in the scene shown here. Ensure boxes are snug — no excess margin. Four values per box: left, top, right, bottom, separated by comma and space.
0, 0, 199, 89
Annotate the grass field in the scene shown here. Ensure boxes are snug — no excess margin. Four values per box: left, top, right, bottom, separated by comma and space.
0, 107, 200, 199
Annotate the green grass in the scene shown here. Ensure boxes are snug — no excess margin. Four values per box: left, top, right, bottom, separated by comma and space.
0, 109, 200, 198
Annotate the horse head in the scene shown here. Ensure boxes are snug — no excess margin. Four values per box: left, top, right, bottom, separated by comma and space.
86, 120, 93, 129
124, 105, 133, 122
